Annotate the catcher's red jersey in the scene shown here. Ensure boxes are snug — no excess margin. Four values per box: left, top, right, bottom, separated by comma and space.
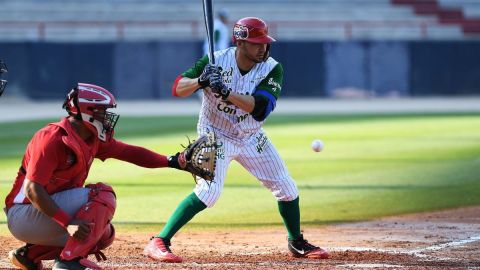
5, 117, 126, 209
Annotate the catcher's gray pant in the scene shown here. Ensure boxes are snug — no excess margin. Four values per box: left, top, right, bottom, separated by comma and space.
194, 129, 299, 207
6, 187, 89, 246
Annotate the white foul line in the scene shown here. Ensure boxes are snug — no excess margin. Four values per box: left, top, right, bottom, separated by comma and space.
333, 234, 480, 260
410, 234, 480, 255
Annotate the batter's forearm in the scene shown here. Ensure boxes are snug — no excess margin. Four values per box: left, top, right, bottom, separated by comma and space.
225, 92, 255, 113
174, 77, 201, 97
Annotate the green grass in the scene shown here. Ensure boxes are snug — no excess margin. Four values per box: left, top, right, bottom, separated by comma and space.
1, 113, 479, 234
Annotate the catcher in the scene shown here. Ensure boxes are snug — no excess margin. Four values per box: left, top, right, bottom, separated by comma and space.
4, 83, 214, 270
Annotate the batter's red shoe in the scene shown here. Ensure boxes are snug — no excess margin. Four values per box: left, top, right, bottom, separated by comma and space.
288, 234, 329, 259
8, 245, 43, 270
143, 237, 183, 263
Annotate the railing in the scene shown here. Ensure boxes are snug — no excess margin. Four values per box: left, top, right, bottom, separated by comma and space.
268, 20, 433, 39
0, 20, 457, 40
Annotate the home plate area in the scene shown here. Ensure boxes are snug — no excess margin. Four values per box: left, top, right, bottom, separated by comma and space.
1, 206, 479, 269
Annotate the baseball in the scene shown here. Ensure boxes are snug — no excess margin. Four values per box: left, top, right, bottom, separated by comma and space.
311, 139, 324, 152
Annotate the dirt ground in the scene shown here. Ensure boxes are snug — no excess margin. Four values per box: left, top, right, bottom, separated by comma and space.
1, 206, 480, 270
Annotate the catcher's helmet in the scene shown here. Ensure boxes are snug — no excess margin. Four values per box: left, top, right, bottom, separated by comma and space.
0, 60, 7, 97
63, 83, 119, 141
232, 17, 275, 44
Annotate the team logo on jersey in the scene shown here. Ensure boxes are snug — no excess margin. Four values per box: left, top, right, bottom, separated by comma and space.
237, 113, 249, 123
221, 67, 234, 83
216, 142, 225, 160
233, 25, 249, 40
217, 101, 237, 115
268, 78, 281, 92
216, 101, 250, 123
255, 132, 268, 153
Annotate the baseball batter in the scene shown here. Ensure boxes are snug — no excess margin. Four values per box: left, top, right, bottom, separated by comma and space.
4, 83, 188, 270
144, 17, 329, 262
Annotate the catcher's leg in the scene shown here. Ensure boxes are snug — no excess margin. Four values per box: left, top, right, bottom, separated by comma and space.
237, 133, 328, 259
6, 188, 90, 269
9, 244, 62, 270
7, 188, 90, 246
57, 182, 116, 270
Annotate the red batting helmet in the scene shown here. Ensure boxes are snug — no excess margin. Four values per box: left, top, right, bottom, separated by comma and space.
63, 83, 119, 141
232, 17, 276, 44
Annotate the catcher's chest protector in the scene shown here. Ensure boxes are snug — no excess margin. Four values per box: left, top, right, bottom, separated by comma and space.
61, 182, 116, 260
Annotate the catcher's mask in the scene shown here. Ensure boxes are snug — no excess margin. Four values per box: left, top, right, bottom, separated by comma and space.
62, 83, 119, 142
0, 60, 7, 97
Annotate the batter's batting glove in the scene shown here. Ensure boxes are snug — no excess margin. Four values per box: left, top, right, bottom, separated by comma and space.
198, 64, 220, 89
209, 72, 231, 100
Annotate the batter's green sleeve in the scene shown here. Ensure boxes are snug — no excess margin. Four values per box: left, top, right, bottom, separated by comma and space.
182, 55, 210, 79
256, 63, 283, 100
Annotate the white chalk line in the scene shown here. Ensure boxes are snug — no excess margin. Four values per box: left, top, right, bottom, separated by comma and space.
1, 235, 478, 269
102, 260, 325, 268
336, 263, 403, 269
96, 235, 480, 269
332, 234, 480, 262
410, 234, 480, 254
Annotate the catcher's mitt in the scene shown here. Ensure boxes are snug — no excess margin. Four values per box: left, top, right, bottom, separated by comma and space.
169, 131, 217, 182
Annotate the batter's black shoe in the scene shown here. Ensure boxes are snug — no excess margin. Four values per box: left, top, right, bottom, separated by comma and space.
8, 245, 43, 270
288, 234, 329, 259
52, 257, 102, 270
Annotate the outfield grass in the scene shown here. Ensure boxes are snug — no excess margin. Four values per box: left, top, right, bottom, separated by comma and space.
1, 113, 479, 234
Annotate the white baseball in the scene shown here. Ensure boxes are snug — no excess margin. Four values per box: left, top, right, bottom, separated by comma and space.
311, 139, 324, 152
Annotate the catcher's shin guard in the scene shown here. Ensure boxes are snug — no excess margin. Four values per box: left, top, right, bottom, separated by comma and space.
61, 182, 116, 261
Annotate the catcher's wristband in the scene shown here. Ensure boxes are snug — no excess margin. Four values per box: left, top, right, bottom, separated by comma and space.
167, 154, 181, 169
52, 208, 72, 228
168, 152, 186, 170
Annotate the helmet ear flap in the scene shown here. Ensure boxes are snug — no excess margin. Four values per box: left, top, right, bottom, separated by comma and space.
263, 43, 271, 62
63, 88, 82, 120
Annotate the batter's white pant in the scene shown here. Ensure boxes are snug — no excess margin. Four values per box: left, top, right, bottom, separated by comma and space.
6, 188, 89, 246
194, 129, 299, 207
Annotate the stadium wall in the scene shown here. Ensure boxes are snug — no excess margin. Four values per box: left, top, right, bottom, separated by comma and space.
0, 41, 479, 99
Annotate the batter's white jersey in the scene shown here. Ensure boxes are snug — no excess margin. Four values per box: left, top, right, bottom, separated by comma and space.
199, 47, 279, 140
181, 47, 298, 207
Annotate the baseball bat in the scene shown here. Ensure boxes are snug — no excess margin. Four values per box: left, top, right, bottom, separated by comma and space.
202, 0, 215, 64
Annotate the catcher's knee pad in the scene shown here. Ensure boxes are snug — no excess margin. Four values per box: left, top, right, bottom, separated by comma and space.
61, 182, 116, 260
